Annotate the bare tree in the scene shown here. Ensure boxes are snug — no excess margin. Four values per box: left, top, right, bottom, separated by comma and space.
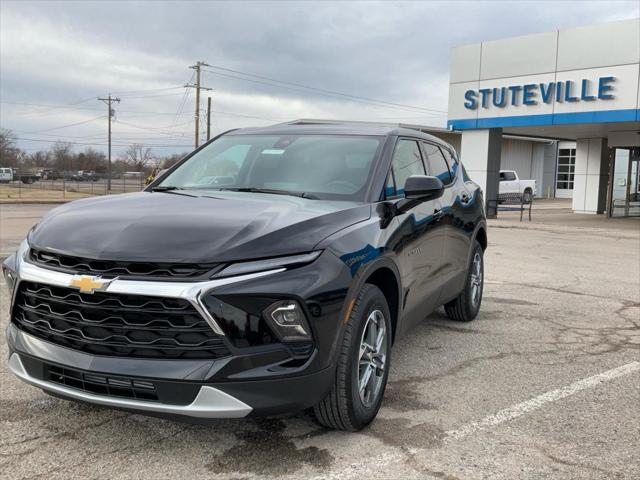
162, 152, 188, 169
51, 141, 74, 172
0, 128, 21, 167
25, 150, 52, 168
77, 148, 107, 171
122, 144, 153, 171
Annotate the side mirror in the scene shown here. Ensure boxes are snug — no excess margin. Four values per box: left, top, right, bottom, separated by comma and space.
396, 175, 444, 213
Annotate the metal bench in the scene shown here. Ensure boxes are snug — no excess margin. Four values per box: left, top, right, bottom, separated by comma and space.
487, 193, 532, 221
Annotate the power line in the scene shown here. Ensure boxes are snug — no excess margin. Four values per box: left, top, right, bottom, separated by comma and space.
16, 115, 106, 134
15, 137, 193, 148
202, 64, 447, 114
111, 86, 185, 96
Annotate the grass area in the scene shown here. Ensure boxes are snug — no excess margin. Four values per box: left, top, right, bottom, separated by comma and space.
0, 186, 94, 203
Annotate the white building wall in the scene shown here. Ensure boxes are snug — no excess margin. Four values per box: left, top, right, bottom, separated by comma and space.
531, 143, 546, 195
500, 139, 533, 176
573, 138, 608, 213
448, 18, 640, 129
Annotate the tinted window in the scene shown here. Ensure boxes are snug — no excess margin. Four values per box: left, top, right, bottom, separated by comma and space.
159, 134, 383, 201
422, 142, 452, 185
500, 171, 517, 181
441, 147, 459, 179
461, 164, 471, 183
387, 139, 425, 196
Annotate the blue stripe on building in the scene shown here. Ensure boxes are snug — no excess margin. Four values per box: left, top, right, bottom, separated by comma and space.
447, 109, 640, 130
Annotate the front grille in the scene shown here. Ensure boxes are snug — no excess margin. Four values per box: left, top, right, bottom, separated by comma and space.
12, 282, 231, 360
30, 248, 218, 279
44, 363, 159, 402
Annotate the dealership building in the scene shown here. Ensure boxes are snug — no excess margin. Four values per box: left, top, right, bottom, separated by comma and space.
446, 17, 639, 217
293, 18, 639, 217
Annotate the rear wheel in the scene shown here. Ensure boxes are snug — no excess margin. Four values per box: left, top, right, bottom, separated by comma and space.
444, 240, 484, 322
523, 189, 533, 203
313, 284, 391, 431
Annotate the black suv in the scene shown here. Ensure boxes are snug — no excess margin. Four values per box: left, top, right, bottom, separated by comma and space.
3, 123, 486, 431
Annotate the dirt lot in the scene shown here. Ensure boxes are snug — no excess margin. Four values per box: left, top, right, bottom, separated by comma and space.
0, 202, 639, 480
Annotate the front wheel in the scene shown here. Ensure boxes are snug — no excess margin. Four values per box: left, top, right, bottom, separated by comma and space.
313, 284, 392, 431
444, 240, 484, 322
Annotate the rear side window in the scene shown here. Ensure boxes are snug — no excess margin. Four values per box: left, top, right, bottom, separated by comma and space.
422, 142, 452, 185
387, 139, 425, 196
441, 147, 459, 180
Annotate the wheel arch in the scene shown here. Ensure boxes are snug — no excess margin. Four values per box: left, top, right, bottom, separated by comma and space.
342, 256, 402, 344
474, 223, 488, 251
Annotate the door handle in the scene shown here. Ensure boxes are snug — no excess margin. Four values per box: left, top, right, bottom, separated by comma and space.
433, 209, 444, 220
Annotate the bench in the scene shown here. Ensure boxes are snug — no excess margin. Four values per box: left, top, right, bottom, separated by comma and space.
487, 193, 533, 221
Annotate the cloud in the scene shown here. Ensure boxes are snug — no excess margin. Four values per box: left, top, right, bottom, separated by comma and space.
1, 0, 638, 155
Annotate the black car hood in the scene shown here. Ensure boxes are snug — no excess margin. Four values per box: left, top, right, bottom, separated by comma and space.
29, 191, 371, 263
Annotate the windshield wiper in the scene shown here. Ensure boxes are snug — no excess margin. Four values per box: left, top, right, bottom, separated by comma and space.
150, 185, 184, 192
219, 187, 318, 199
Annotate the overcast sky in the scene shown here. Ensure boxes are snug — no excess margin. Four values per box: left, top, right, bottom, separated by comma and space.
1, 0, 638, 157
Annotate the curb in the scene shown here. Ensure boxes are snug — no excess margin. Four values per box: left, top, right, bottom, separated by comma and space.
0, 200, 72, 205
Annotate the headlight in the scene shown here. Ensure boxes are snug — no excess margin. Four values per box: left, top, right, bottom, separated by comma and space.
264, 300, 311, 342
2, 259, 17, 292
213, 251, 321, 278
2, 238, 28, 293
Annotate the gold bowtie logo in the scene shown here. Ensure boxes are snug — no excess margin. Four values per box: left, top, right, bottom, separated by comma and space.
69, 275, 110, 294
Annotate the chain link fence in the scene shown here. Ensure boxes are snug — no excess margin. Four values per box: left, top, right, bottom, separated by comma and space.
0, 175, 147, 202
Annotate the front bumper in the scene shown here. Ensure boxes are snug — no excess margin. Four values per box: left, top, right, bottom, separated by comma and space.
8, 352, 252, 418
4, 248, 350, 419
7, 324, 334, 419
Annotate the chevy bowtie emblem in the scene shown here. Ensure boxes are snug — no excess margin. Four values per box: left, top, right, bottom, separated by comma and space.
69, 275, 111, 294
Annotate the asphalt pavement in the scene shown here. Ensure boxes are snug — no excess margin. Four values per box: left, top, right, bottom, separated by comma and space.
0, 203, 638, 479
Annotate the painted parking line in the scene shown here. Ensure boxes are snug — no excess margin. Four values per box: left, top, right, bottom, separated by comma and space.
447, 361, 640, 440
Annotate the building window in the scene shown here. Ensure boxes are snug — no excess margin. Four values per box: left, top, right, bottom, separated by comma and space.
556, 147, 576, 191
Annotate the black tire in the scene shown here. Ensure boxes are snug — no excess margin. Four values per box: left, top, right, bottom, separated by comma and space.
523, 189, 533, 203
313, 284, 392, 431
444, 240, 484, 322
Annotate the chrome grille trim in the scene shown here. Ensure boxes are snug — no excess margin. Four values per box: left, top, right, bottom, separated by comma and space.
16, 260, 285, 337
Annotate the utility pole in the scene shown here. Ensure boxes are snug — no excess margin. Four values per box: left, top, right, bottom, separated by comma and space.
206, 96, 212, 141
186, 61, 211, 148
98, 94, 120, 191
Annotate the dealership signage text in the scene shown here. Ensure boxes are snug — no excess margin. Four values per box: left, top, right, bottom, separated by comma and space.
463, 76, 615, 110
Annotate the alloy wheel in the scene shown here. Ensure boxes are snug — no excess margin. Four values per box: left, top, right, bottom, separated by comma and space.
358, 309, 387, 408
470, 252, 483, 308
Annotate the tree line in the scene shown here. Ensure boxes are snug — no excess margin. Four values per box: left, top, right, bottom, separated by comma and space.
0, 128, 187, 174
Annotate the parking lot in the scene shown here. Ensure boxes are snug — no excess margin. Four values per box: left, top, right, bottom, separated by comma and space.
0, 202, 638, 480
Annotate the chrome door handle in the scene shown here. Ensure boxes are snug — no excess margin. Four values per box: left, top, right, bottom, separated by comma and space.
433, 209, 444, 220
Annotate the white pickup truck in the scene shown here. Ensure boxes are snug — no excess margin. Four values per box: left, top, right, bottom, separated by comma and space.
498, 170, 536, 202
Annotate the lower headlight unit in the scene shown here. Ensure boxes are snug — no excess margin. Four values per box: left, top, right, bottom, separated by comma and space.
264, 300, 311, 342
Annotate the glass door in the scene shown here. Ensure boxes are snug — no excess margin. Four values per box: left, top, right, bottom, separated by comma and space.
610, 148, 640, 217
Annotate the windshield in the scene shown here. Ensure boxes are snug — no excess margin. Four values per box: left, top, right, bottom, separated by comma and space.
158, 134, 383, 201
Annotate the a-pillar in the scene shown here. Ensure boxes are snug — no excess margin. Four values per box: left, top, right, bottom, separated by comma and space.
572, 138, 609, 214
459, 128, 502, 217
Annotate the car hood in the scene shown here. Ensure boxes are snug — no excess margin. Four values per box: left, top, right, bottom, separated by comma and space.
28, 191, 371, 263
